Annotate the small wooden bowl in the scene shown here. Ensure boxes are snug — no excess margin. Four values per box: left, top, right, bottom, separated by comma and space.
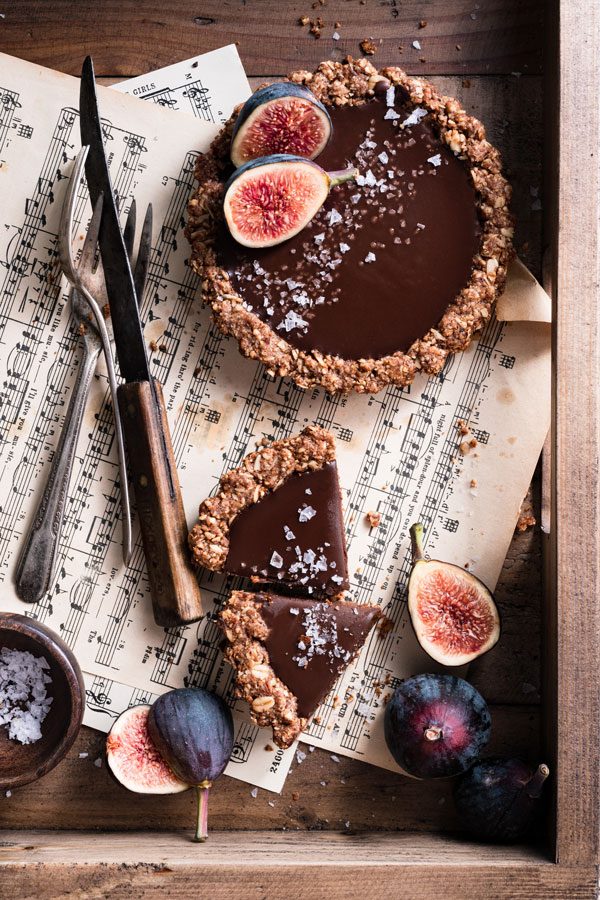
0, 612, 85, 790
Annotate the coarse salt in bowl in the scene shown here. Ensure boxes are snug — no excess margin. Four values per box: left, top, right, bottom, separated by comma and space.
0, 612, 85, 790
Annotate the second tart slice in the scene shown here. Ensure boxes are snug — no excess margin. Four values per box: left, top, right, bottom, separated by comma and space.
219, 590, 381, 748
189, 425, 349, 597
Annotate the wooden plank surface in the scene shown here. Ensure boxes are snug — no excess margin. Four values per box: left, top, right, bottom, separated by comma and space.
0, 0, 558, 878
0, 0, 545, 77
546, 0, 600, 869
2, 832, 597, 900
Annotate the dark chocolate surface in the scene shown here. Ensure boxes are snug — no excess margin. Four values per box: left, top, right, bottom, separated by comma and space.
259, 594, 381, 719
218, 86, 481, 360
225, 462, 349, 595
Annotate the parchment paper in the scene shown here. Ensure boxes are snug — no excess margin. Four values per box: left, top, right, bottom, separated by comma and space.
0, 49, 550, 790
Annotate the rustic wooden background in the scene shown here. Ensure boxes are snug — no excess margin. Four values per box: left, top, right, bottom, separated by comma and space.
0, 0, 546, 836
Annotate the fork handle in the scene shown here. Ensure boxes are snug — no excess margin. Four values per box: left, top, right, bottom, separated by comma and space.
15, 343, 102, 603
117, 379, 204, 627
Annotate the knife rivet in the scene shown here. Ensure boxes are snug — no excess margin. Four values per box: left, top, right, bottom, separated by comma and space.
139, 475, 149, 487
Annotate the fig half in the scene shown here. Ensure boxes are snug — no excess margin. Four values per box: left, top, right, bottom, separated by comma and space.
230, 83, 332, 168
223, 154, 358, 249
105, 704, 189, 795
407, 523, 500, 667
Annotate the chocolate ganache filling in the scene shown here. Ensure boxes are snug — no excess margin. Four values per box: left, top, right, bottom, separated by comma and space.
259, 594, 381, 719
218, 84, 481, 361
226, 462, 349, 596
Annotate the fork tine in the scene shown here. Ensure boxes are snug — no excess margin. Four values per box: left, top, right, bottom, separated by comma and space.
79, 192, 104, 273
133, 203, 152, 307
123, 199, 136, 261
58, 146, 90, 283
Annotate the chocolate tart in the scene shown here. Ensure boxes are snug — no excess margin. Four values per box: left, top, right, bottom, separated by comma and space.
187, 58, 514, 394
188, 425, 349, 597
219, 590, 381, 748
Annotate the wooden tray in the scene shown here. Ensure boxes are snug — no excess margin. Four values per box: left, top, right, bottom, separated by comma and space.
1, 1, 599, 897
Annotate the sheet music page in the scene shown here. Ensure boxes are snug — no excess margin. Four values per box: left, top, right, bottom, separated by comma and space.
0, 49, 550, 790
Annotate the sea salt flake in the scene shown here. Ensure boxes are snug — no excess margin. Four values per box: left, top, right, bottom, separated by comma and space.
277, 311, 309, 333
270, 551, 284, 569
385, 85, 395, 107
331, 754, 340, 763
5, 790, 11, 797
427, 153, 442, 167
94, 758, 102, 768
364, 252, 376, 263
251, 788, 258, 798
314, 233, 325, 245
290, 608, 300, 615
350, 193, 361, 203
305, 488, 312, 495
309, 746, 315, 752
332, 31, 340, 40
284, 526, 296, 540
298, 504, 317, 522
296, 750, 307, 763
268, 801, 275, 807
378, 151, 389, 164
365, 169, 377, 187
384, 109, 401, 121
78, 752, 89, 759
412, 40, 421, 49
401, 108, 428, 128
339, 242, 351, 253
331, 574, 344, 584
326, 209, 343, 226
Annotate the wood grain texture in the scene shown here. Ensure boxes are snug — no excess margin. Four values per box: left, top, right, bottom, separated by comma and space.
0, 0, 545, 77
546, 0, 600, 869
0, 706, 540, 833
0, 832, 597, 900
117, 379, 204, 626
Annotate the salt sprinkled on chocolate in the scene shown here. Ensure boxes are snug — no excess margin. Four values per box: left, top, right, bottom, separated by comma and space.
298, 504, 316, 522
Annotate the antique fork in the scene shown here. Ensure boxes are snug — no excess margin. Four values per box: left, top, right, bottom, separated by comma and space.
16, 148, 152, 601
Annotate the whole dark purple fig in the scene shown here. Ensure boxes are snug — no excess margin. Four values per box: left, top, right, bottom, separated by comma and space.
453, 757, 550, 841
384, 673, 490, 779
148, 688, 234, 841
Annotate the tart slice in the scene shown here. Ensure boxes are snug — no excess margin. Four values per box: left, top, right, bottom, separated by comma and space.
188, 425, 349, 597
219, 590, 381, 748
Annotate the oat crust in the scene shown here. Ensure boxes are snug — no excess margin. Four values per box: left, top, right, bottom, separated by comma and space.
186, 57, 515, 394
188, 424, 335, 572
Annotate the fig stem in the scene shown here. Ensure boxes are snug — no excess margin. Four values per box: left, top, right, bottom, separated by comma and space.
327, 166, 359, 189
193, 781, 212, 842
527, 764, 550, 799
410, 522, 425, 562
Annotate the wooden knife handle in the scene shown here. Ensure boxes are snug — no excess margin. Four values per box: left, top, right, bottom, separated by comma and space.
117, 379, 203, 628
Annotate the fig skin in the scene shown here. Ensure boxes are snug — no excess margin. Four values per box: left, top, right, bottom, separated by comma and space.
407, 522, 501, 667
230, 82, 332, 168
384, 673, 491, 779
453, 757, 550, 841
223, 154, 358, 248
105, 704, 189, 795
147, 688, 234, 841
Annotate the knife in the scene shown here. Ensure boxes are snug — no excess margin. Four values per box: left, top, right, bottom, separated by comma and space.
80, 56, 204, 628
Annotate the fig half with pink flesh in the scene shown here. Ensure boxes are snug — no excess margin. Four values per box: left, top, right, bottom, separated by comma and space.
105, 704, 189, 795
223, 154, 358, 249
230, 83, 332, 168
407, 523, 500, 667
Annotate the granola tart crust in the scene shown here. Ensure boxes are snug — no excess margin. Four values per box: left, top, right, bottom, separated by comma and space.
188, 424, 336, 573
186, 57, 515, 395
218, 590, 380, 749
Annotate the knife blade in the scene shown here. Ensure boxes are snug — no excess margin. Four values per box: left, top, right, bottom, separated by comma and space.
79, 56, 204, 628
80, 56, 150, 385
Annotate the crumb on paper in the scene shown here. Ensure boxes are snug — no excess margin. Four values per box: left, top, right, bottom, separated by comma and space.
365, 510, 381, 528
265, 744, 274, 751
299, 14, 310, 25
516, 487, 536, 532
470, 479, 477, 488
419, 19, 427, 27
360, 38, 377, 55
150, 339, 158, 351
377, 616, 394, 637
